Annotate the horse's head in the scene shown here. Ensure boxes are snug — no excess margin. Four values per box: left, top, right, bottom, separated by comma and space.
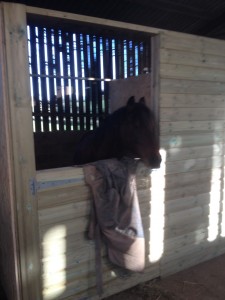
119, 96, 161, 168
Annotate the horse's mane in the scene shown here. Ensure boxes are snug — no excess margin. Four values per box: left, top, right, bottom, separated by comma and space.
96, 106, 127, 137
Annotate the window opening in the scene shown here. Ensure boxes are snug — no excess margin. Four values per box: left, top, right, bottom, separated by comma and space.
27, 23, 151, 133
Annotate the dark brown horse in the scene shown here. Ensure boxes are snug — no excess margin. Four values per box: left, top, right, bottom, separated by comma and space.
74, 96, 161, 168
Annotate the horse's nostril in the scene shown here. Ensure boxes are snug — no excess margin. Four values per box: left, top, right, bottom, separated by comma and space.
149, 154, 162, 168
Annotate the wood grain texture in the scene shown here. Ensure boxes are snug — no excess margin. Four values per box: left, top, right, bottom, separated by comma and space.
2, 3, 41, 299
0, 5, 20, 300
2, 3, 225, 299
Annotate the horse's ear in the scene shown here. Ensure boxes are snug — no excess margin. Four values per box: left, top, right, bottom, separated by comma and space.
139, 97, 146, 104
127, 96, 135, 107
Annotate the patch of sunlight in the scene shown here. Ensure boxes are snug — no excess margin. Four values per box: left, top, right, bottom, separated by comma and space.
221, 155, 225, 237
208, 164, 222, 242
149, 148, 166, 262
43, 225, 67, 300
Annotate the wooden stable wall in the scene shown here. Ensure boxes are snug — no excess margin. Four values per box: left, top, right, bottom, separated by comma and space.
36, 166, 160, 299
1, 2, 225, 300
0, 3, 41, 300
0, 7, 20, 300
159, 31, 225, 276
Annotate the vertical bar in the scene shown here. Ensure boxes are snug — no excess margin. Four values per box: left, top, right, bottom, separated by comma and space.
55, 29, 64, 131
65, 31, 73, 131
29, 25, 41, 132
103, 37, 111, 115
62, 31, 71, 131
130, 40, 135, 77
47, 28, 57, 131
69, 33, 78, 130
95, 35, 102, 126
116, 39, 124, 79
123, 39, 128, 79
138, 41, 145, 75
38, 27, 49, 132
134, 42, 139, 76
76, 33, 84, 130
111, 38, 116, 80
89, 35, 97, 129
127, 40, 131, 77
83, 34, 91, 130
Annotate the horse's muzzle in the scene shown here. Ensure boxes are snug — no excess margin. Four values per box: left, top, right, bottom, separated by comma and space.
149, 153, 162, 169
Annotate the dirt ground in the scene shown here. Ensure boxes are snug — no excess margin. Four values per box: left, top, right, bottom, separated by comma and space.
105, 253, 225, 300
1, 254, 225, 299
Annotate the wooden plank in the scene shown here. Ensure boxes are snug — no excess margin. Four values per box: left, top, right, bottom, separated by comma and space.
160, 132, 223, 148
43, 247, 155, 277
37, 180, 151, 210
46, 27, 57, 132
39, 208, 152, 240
161, 78, 225, 95
161, 107, 225, 122
165, 155, 223, 175
55, 29, 64, 131
165, 193, 211, 216
160, 120, 225, 134
0, 5, 20, 300
161, 63, 225, 82
41, 262, 160, 300
164, 181, 214, 201
62, 31, 71, 131
165, 168, 221, 190
151, 34, 160, 118
26, 6, 160, 36
38, 188, 151, 226
40, 219, 154, 263
165, 145, 223, 162
38, 200, 90, 225
165, 205, 208, 228
160, 240, 223, 277
164, 219, 209, 240
160, 48, 225, 71
41, 232, 96, 260
2, 3, 42, 299
82, 34, 91, 130
38, 27, 49, 132
163, 228, 208, 253
39, 216, 89, 238
39, 215, 151, 256
29, 24, 42, 132
38, 184, 91, 209
109, 74, 152, 112
68, 31, 78, 130
161, 30, 225, 57
160, 94, 225, 108
36, 166, 84, 182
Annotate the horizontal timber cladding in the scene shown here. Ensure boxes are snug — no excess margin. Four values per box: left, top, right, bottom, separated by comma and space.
160, 94, 225, 108
159, 29, 225, 278
36, 166, 160, 299
0, 6, 20, 300
34, 24, 225, 300
3, 2, 225, 300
